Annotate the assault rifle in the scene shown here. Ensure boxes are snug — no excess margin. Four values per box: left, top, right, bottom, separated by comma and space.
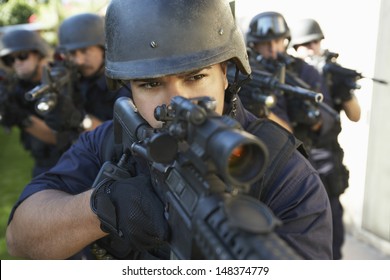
252, 68, 324, 102
102, 96, 302, 259
228, 63, 323, 120
252, 53, 340, 124
24, 59, 79, 115
323, 50, 388, 89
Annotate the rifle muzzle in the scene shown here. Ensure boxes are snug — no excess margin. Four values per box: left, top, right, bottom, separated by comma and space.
25, 84, 50, 101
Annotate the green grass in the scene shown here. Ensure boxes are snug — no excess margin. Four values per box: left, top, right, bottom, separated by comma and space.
0, 127, 34, 260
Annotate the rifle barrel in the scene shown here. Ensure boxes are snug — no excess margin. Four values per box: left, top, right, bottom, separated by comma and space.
25, 72, 71, 102
369, 77, 388, 85
25, 84, 51, 101
250, 69, 323, 103
277, 83, 323, 103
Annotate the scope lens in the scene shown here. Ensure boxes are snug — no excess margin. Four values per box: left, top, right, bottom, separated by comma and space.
209, 129, 268, 186
228, 144, 251, 176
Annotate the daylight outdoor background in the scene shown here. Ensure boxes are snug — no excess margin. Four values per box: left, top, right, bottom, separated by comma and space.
1, 0, 390, 259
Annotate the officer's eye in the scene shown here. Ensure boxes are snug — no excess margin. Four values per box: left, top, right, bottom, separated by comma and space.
79, 48, 88, 54
140, 81, 161, 89
69, 48, 88, 57
187, 74, 206, 81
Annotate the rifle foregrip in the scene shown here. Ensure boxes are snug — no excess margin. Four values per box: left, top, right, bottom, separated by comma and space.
191, 195, 302, 260
194, 219, 302, 259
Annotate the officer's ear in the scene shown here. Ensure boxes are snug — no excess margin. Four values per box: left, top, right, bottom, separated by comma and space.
220, 62, 229, 90
220, 61, 228, 74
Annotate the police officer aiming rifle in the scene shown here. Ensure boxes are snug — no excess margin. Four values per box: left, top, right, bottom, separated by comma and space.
6, 0, 332, 260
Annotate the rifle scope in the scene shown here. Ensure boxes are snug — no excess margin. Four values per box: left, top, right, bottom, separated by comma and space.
114, 96, 269, 187
205, 125, 268, 186
156, 96, 269, 186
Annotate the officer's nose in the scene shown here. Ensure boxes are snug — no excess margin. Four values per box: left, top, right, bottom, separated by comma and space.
269, 43, 279, 60
70, 50, 85, 66
165, 79, 190, 100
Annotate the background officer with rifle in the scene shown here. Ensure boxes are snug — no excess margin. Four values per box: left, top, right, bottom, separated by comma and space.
27, 13, 131, 151
0, 29, 63, 177
243, 11, 338, 152
289, 18, 386, 259
6, 0, 332, 260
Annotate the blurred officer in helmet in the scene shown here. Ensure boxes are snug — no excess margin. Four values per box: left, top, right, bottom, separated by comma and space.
6, 0, 332, 260
244, 12, 339, 154
290, 18, 361, 259
43, 13, 131, 143
0, 29, 62, 177
290, 18, 361, 121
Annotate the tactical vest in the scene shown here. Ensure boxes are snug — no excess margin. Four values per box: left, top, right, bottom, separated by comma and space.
246, 118, 307, 201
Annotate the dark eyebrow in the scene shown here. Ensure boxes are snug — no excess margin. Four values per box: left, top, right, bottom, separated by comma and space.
132, 78, 159, 83
177, 66, 212, 78
132, 66, 212, 83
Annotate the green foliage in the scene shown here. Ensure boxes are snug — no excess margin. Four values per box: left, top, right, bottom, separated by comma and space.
0, 127, 33, 260
0, 1, 37, 26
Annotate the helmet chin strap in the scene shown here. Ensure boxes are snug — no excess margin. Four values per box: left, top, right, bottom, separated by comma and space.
225, 65, 252, 118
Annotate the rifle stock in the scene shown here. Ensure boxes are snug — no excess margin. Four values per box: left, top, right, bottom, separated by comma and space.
112, 96, 302, 259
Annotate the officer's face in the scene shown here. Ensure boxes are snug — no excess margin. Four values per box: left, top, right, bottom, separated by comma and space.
130, 63, 228, 128
295, 40, 322, 58
10, 51, 41, 81
253, 38, 286, 60
68, 46, 104, 77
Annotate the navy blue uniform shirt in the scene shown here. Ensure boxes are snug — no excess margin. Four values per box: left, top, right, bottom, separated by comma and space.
9, 97, 332, 259
79, 74, 130, 121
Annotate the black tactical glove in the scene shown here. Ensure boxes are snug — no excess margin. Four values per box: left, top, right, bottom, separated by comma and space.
1, 97, 31, 128
287, 98, 321, 127
44, 92, 84, 132
330, 76, 355, 105
331, 84, 353, 104
91, 173, 168, 252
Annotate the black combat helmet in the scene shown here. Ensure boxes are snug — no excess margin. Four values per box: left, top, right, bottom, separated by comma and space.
0, 29, 49, 58
58, 13, 105, 52
246, 11, 291, 46
104, 0, 250, 89
290, 18, 325, 47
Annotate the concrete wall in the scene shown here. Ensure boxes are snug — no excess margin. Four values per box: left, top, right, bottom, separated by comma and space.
362, 0, 390, 244
235, 0, 390, 254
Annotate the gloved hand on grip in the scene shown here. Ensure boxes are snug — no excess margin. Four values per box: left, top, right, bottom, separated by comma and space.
90, 174, 168, 252
44, 92, 84, 132
1, 97, 31, 128
330, 76, 355, 105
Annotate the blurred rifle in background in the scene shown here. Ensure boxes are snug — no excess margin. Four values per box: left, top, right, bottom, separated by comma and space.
24, 58, 79, 116
322, 50, 388, 106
